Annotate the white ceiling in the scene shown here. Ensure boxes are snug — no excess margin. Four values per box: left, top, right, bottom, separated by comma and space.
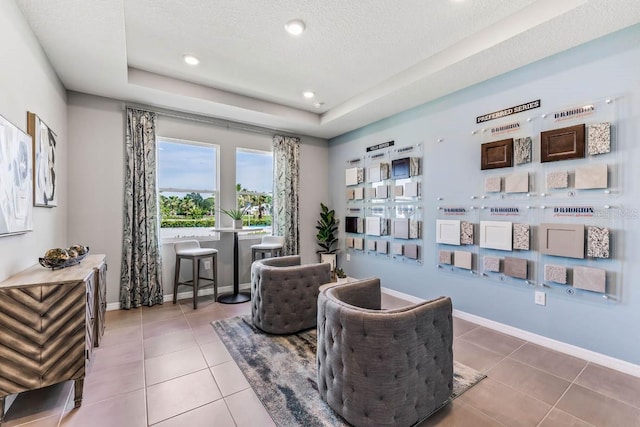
15, 0, 640, 139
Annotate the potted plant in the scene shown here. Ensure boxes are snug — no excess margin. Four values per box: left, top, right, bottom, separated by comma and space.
334, 268, 349, 284
221, 207, 248, 229
316, 203, 338, 274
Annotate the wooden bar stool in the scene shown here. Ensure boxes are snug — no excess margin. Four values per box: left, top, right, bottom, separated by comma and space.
251, 235, 285, 261
173, 240, 218, 309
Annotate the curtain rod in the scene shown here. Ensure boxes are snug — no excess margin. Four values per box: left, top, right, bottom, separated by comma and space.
124, 102, 299, 138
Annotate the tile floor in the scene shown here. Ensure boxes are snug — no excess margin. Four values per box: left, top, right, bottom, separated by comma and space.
2, 293, 640, 427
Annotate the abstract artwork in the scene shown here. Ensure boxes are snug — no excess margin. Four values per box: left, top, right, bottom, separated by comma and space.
573, 266, 606, 293
479, 221, 512, 251
587, 122, 611, 155
454, 250, 472, 270
27, 112, 57, 207
484, 176, 502, 193
587, 226, 610, 259
436, 219, 461, 245
544, 264, 567, 284
481, 138, 513, 170
0, 114, 33, 236
575, 163, 608, 189
504, 257, 527, 279
539, 223, 584, 259
505, 172, 529, 193
513, 223, 530, 250
546, 170, 569, 189
540, 124, 585, 163
439, 250, 452, 265
483, 256, 500, 273
460, 221, 474, 245
514, 137, 532, 165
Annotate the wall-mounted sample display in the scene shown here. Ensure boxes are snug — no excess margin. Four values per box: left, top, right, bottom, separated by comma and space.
375, 185, 389, 199
575, 163, 608, 189
587, 226, 610, 258
587, 122, 611, 155
346, 188, 355, 200
460, 222, 474, 245
391, 157, 411, 179
367, 239, 377, 251
345, 216, 359, 233
539, 223, 585, 259
454, 250, 472, 270
479, 221, 513, 251
404, 181, 420, 197
346, 237, 354, 248
544, 264, 567, 284
377, 241, 388, 254
483, 256, 500, 272
505, 172, 529, 193
436, 220, 461, 245
404, 244, 419, 260
481, 138, 513, 170
354, 187, 365, 200
439, 250, 452, 265
346, 167, 364, 185
504, 257, 527, 279
513, 223, 530, 250
573, 266, 606, 293
354, 237, 364, 250
409, 220, 421, 239
540, 124, 585, 163
366, 216, 382, 236
392, 218, 410, 239
484, 176, 502, 193
392, 243, 403, 256
514, 137, 532, 165
367, 163, 390, 182
546, 170, 569, 189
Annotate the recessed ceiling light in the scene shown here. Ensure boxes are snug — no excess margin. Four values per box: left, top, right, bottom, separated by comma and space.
302, 91, 315, 99
183, 54, 199, 65
285, 19, 306, 36
314, 102, 324, 108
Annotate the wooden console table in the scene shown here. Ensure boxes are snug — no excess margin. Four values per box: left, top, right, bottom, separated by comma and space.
0, 254, 107, 421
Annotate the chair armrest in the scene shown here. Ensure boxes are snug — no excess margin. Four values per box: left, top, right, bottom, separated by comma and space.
325, 278, 381, 310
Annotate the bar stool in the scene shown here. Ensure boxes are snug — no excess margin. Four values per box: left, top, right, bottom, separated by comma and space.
251, 235, 285, 261
173, 240, 218, 309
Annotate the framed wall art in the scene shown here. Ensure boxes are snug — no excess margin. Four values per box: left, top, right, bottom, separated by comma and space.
0, 114, 33, 236
27, 112, 57, 207
480, 138, 513, 170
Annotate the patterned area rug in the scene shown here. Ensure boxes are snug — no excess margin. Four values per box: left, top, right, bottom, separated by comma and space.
212, 316, 486, 427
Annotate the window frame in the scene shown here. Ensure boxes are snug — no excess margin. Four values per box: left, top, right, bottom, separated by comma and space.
235, 147, 273, 236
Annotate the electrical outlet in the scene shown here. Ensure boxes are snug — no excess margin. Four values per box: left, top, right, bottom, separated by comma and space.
204, 261, 211, 270
346, 254, 351, 261
535, 291, 546, 306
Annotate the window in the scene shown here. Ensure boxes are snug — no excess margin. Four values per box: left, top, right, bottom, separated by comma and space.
236, 148, 273, 230
157, 138, 218, 240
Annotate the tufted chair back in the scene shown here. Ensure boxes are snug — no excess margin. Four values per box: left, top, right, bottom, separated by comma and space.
317, 278, 453, 427
251, 255, 331, 334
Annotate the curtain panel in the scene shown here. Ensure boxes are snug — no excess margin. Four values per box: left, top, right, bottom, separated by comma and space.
272, 135, 300, 255
120, 108, 163, 308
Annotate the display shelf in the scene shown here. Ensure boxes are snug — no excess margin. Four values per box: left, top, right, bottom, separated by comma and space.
435, 205, 479, 274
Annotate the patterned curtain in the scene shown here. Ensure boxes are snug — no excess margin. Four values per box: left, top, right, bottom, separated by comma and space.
272, 135, 300, 255
120, 108, 163, 308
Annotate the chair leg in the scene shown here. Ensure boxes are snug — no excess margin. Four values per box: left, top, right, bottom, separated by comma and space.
212, 254, 218, 301
193, 257, 199, 310
173, 255, 180, 304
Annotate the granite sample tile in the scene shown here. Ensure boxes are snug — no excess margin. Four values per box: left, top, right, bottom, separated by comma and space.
480, 221, 513, 251
376, 240, 388, 254
404, 244, 419, 260
454, 250, 472, 270
410, 157, 421, 176
367, 239, 377, 251
587, 122, 611, 155
546, 170, 569, 189
483, 256, 501, 273
366, 187, 377, 199
394, 185, 404, 197
375, 185, 389, 199
346, 188, 355, 200
505, 172, 529, 193
367, 165, 381, 183
366, 217, 381, 236
346, 237, 354, 248
573, 266, 606, 293
436, 219, 461, 245
345, 167, 363, 185
404, 181, 419, 197
439, 250, 452, 265
513, 223, 530, 250
409, 220, 421, 239
460, 221, 474, 245
504, 257, 527, 279
353, 187, 364, 200
380, 163, 390, 180
575, 163, 608, 189
356, 218, 364, 234
380, 218, 389, 236
392, 218, 410, 239
353, 237, 364, 250
357, 168, 364, 184
587, 226, 610, 258
392, 243, 404, 256
544, 264, 567, 284
484, 176, 502, 193
539, 223, 585, 259
514, 136, 532, 165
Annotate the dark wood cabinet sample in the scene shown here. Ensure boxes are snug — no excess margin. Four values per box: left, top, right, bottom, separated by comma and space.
540, 124, 585, 162
481, 139, 513, 170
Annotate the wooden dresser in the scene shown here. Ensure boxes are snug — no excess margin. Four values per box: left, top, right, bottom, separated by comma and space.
0, 254, 107, 421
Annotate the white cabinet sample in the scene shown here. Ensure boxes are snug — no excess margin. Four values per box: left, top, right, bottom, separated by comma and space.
436, 220, 461, 245
479, 221, 513, 251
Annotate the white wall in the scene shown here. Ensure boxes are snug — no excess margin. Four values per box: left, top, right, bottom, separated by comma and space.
0, 1, 67, 281
67, 92, 329, 304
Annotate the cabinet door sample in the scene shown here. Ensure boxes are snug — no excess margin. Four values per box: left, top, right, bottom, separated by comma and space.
479, 221, 513, 251
454, 250, 472, 270
587, 122, 611, 155
575, 163, 608, 189
436, 220, 461, 245
504, 257, 527, 279
539, 223, 584, 259
345, 167, 363, 185
366, 217, 382, 236
505, 172, 529, 193
392, 218, 410, 239
345, 217, 359, 233
481, 139, 513, 170
544, 264, 567, 284
367, 165, 381, 183
573, 266, 606, 293
391, 158, 411, 179
540, 124, 585, 162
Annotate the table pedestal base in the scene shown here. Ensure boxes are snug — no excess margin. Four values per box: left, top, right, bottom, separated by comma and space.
218, 292, 251, 304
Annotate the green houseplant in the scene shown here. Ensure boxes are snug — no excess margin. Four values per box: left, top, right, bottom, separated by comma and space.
221, 207, 249, 229
316, 203, 338, 274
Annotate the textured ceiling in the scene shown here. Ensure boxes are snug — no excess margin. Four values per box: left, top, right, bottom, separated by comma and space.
14, 0, 640, 138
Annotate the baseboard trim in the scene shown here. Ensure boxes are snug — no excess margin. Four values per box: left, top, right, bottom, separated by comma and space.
381, 287, 640, 378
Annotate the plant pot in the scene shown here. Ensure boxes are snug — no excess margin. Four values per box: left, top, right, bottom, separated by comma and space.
320, 253, 336, 271
233, 219, 243, 229
336, 277, 349, 285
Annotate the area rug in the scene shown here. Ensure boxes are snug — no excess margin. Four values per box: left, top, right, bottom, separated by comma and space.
212, 316, 486, 427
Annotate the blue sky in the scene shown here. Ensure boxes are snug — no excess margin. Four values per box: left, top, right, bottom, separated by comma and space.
157, 140, 272, 194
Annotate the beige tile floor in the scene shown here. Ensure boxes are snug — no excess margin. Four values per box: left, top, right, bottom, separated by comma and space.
2, 293, 640, 427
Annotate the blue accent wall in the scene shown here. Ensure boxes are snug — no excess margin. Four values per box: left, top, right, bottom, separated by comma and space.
328, 25, 640, 364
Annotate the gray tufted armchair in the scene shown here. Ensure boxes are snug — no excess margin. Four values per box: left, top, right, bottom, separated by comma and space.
251, 255, 332, 334
317, 278, 453, 427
